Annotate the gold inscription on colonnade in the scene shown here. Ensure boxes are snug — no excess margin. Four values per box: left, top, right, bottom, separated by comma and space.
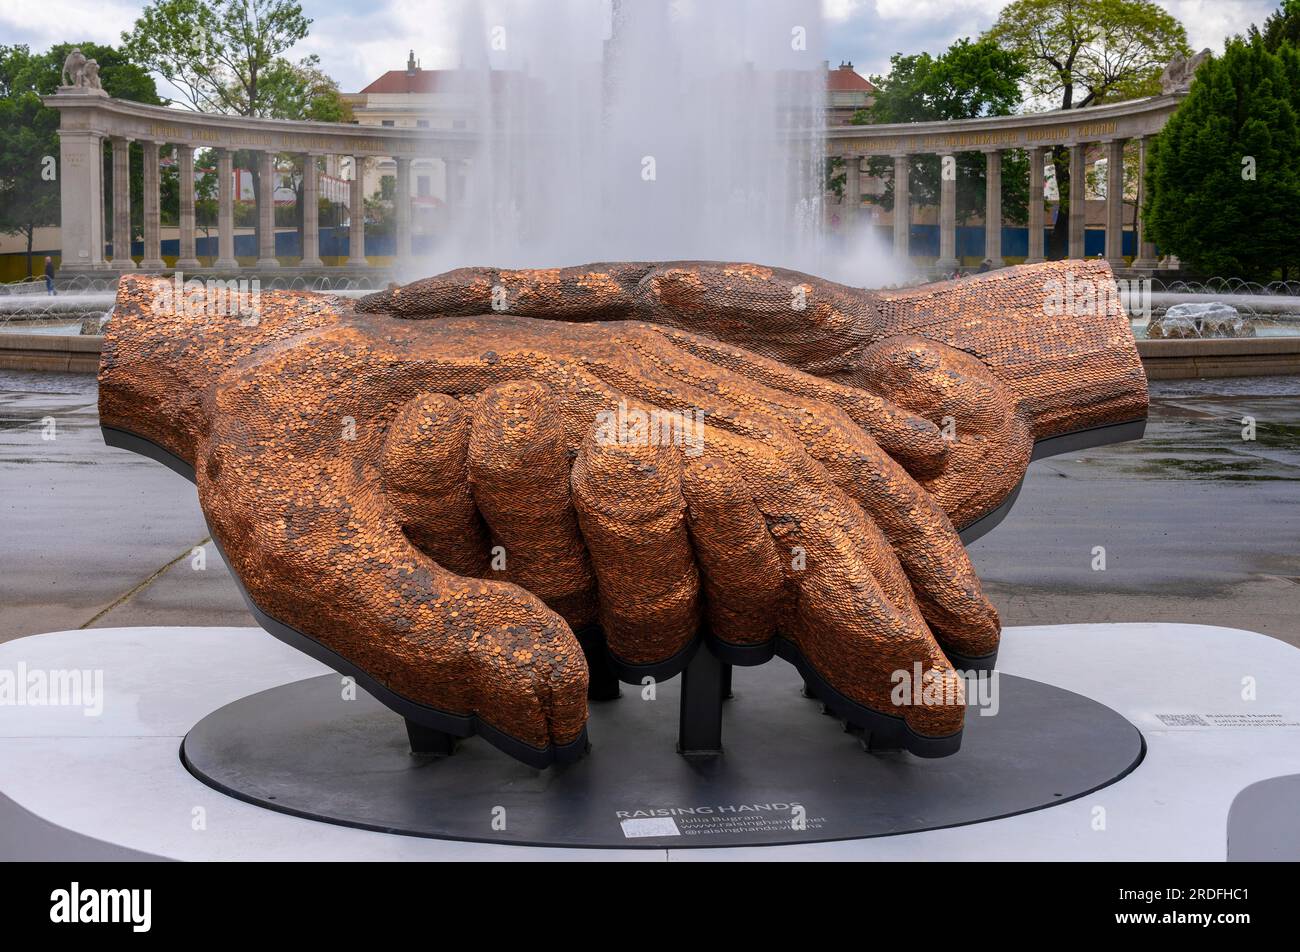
835, 119, 1121, 155
142, 122, 394, 154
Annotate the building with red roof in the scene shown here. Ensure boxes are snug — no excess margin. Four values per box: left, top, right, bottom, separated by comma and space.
827, 61, 877, 125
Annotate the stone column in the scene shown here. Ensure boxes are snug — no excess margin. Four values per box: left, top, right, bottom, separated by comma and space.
892, 153, 910, 260
214, 149, 239, 270
347, 156, 367, 266
1026, 146, 1046, 264
936, 152, 959, 271
1068, 143, 1087, 260
140, 141, 166, 270
256, 150, 280, 269
1104, 139, 1128, 270
56, 131, 107, 270
395, 156, 412, 260
842, 155, 860, 228
300, 154, 324, 268
175, 144, 200, 269
1133, 136, 1159, 269
110, 136, 135, 270
983, 149, 1004, 268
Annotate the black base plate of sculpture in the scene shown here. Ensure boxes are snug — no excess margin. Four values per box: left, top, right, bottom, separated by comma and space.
181, 661, 1145, 849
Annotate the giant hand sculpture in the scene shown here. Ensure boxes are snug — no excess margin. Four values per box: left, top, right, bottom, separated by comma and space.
99, 260, 1146, 768
358, 260, 1149, 534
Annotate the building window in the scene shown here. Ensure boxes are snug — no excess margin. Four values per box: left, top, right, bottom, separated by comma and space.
417, 120, 429, 128
453, 119, 467, 130
381, 120, 395, 127
417, 176, 431, 197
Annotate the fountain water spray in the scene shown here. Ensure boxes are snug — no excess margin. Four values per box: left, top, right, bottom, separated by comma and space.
411, 0, 898, 286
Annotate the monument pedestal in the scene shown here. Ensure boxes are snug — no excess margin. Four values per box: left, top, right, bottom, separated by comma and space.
2, 624, 1298, 860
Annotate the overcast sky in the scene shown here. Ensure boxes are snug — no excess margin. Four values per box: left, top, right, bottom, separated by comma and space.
0, 0, 1283, 101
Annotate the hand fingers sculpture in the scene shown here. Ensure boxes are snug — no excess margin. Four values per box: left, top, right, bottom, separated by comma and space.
359, 260, 1148, 534
99, 268, 1027, 768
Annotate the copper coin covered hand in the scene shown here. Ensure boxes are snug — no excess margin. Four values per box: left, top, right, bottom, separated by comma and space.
360, 260, 1148, 533
100, 269, 1027, 766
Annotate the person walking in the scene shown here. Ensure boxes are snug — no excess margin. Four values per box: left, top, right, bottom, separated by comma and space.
43, 256, 56, 296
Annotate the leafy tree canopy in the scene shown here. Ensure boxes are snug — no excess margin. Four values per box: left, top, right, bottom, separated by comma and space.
868, 37, 1026, 123
122, 0, 314, 117
261, 56, 354, 122
1144, 39, 1300, 279
861, 37, 1030, 225
1248, 0, 1300, 52
986, 0, 1190, 109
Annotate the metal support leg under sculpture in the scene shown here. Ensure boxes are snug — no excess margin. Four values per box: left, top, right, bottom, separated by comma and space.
575, 626, 623, 702
405, 718, 458, 757
678, 646, 726, 758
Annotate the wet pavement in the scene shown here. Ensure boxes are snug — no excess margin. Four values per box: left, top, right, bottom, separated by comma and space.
970, 375, 1300, 643
1, 371, 249, 640
1, 370, 1298, 647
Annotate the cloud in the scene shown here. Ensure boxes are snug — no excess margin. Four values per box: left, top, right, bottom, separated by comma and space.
873, 0, 1005, 22
822, 0, 869, 21
294, 1, 461, 93
0, 0, 140, 51
827, 0, 1280, 83
2, 0, 1285, 101
1161, 0, 1280, 51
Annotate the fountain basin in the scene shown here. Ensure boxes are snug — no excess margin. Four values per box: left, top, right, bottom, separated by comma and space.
0, 332, 102, 373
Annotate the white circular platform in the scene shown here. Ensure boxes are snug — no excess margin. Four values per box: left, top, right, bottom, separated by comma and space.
2, 623, 1299, 860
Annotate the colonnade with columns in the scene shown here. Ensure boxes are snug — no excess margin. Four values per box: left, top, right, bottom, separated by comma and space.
93, 140, 452, 271
839, 137, 1162, 270
43, 87, 474, 273
49, 87, 1185, 274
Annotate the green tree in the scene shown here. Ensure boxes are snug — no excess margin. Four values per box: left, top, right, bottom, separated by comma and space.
862, 38, 1030, 229
1249, 0, 1300, 52
261, 58, 353, 122
1144, 39, 1300, 280
122, 0, 312, 117
0, 47, 59, 277
870, 38, 1026, 121
987, 0, 1190, 257
987, 0, 1189, 108
0, 43, 159, 276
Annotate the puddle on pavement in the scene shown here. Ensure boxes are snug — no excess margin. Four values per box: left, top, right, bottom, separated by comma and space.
0, 404, 98, 432
1057, 413, 1300, 481
1251, 421, 1300, 450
